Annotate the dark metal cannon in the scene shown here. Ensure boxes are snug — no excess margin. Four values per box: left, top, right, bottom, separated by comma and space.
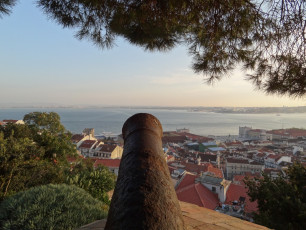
105, 113, 186, 230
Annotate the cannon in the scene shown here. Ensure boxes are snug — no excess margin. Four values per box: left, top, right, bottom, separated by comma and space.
105, 113, 185, 230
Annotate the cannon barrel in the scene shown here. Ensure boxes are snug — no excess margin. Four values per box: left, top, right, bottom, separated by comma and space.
105, 113, 185, 230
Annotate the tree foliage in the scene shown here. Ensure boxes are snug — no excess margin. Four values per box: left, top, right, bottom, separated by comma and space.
245, 163, 306, 230
0, 0, 16, 17
0, 113, 75, 200
35, 0, 305, 97
66, 165, 116, 204
0, 184, 108, 230
0, 112, 117, 207
1, 0, 305, 96
24, 111, 65, 134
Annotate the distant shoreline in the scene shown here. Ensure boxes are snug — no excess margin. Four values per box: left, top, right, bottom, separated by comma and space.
1, 106, 306, 114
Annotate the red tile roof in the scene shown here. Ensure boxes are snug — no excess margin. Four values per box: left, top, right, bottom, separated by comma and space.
98, 144, 117, 152
94, 159, 121, 168
71, 134, 85, 143
162, 135, 187, 144
206, 163, 223, 178
233, 175, 245, 185
266, 154, 279, 159
79, 140, 97, 149
225, 184, 257, 213
233, 174, 261, 186
169, 161, 223, 178
267, 128, 306, 137
176, 183, 219, 210
227, 158, 249, 164
180, 162, 208, 175
225, 141, 243, 146
2, 120, 18, 123
176, 173, 197, 191
183, 133, 214, 142
256, 152, 266, 158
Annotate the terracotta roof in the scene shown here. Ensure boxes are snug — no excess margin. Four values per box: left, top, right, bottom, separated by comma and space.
256, 152, 266, 158
225, 184, 257, 213
266, 154, 278, 159
233, 175, 245, 185
180, 162, 208, 175
226, 158, 249, 164
225, 141, 243, 146
183, 133, 214, 142
98, 144, 117, 152
206, 163, 223, 178
71, 134, 86, 142
176, 183, 219, 210
2, 120, 18, 123
267, 128, 306, 137
79, 140, 97, 149
233, 174, 261, 185
176, 173, 197, 191
170, 161, 223, 178
266, 154, 283, 162
162, 135, 187, 144
250, 161, 263, 165
244, 172, 261, 178
94, 159, 121, 168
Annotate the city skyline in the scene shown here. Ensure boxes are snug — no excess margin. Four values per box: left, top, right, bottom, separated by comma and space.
1, 1, 306, 107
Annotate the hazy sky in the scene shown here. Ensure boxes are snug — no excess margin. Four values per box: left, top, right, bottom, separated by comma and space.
1, 1, 305, 107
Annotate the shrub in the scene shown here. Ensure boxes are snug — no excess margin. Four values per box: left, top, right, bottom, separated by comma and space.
0, 184, 108, 230
66, 166, 116, 204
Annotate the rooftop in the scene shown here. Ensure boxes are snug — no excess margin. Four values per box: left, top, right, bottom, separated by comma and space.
93, 159, 121, 168
227, 158, 249, 164
79, 140, 97, 149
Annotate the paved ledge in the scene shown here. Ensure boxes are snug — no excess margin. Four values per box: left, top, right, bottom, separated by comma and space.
180, 202, 269, 230
77, 202, 269, 230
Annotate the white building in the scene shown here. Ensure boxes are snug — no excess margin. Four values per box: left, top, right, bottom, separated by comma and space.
196, 173, 231, 203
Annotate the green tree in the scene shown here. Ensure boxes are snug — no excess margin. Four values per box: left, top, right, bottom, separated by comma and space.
245, 163, 306, 230
0, 129, 68, 200
0, 112, 116, 206
66, 165, 116, 204
24, 111, 65, 134
0, 112, 76, 200
23, 112, 76, 160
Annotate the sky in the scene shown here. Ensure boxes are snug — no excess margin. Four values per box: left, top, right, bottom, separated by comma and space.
0, 1, 305, 107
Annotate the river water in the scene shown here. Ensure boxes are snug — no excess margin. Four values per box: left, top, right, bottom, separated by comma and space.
1, 108, 305, 136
